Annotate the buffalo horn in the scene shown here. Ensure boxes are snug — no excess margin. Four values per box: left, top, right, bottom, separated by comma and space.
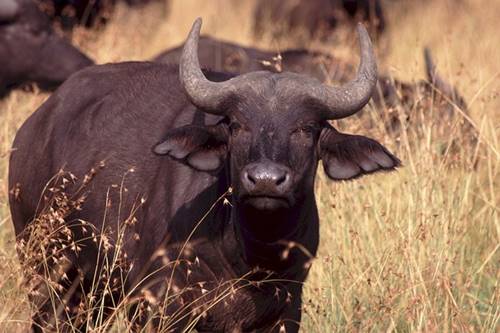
180, 19, 378, 120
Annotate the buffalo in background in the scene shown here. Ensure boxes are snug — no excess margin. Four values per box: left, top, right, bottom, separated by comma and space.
0, 0, 94, 97
154, 35, 350, 84
253, 0, 385, 41
37, 0, 162, 28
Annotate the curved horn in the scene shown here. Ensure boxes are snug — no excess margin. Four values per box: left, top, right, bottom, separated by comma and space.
305, 23, 378, 119
424, 48, 456, 99
424, 47, 438, 83
180, 19, 377, 119
180, 18, 241, 114
424, 47, 466, 110
0, 0, 20, 22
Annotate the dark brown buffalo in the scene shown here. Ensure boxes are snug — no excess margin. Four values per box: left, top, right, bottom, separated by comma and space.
253, 0, 385, 40
154, 35, 351, 83
0, 0, 94, 97
37, 0, 159, 28
371, 49, 476, 159
10, 18, 399, 332
156, 36, 476, 157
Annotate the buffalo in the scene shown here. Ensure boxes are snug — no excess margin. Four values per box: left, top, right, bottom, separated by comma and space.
370, 49, 476, 160
38, 0, 161, 28
0, 0, 94, 97
253, 0, 385, 41
10, 18, 399, 332
38, 0, 105, 27
154, 35, 350, 83
155, 35, 475, 153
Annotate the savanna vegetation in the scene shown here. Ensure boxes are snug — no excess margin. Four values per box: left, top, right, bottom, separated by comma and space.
0, 0, 498, 331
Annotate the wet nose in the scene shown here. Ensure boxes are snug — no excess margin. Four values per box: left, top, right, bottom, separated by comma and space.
242, 162, 292, 193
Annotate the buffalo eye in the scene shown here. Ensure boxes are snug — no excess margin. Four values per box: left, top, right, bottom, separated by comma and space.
229, 122, 242, 136
292, 123, 318, 137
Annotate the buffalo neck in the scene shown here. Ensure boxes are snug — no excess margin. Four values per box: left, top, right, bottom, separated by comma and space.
228, 193, 320, 276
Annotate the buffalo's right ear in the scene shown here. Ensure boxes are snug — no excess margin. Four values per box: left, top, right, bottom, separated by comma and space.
154, 124, 229, 172
0, 0, 20, 23
319, 125, 401, 180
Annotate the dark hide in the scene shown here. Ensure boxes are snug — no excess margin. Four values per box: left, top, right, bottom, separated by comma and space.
0, 0, 94, 97
253, 0, 385, 40
371, 50, 477, 157
154, 36, 355, 84
9, 62, 399, 332
38, 0, 161, 28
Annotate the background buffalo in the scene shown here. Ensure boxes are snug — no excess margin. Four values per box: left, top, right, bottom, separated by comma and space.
37, 0, 162, 28
0, 0, 93, 97
253, 0, 385, 41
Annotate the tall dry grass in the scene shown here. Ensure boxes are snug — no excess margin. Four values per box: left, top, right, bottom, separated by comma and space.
0, 0, 498, 331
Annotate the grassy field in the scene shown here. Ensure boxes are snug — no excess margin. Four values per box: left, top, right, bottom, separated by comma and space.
0, 0, 499, 331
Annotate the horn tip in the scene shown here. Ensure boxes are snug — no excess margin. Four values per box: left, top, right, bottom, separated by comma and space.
423, 47, 433, 66
355, 22, 377, 79
192, 17, 203, 30
355, 22, 373, 50
424, 47, 436, 80
356, 22, 368, 35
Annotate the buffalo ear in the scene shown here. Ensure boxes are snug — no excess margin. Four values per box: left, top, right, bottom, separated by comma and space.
154, 124, 229, 172
0, 0, 20, 22
319, 126, 400, 181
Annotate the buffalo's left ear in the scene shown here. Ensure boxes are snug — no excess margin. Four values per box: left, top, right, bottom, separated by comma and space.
319, 125, 401, 180
154, 124, 229, 172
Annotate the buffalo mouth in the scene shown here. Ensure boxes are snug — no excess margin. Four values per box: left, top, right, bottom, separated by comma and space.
242, 195, 290, 210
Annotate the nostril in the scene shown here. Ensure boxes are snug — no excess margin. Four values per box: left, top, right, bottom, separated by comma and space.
243, 164, 291, 190
245, 171, 256, 185
276, 173, 289, 186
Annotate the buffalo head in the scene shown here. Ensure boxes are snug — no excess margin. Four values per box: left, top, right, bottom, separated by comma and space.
0, 0, 93, 95
155, 18, 400, 212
